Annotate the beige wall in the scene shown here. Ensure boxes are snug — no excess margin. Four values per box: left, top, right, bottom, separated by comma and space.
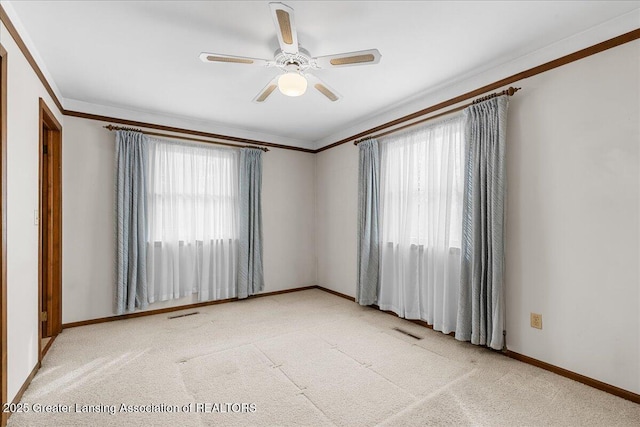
504, 40, 639, 394
1, 21, 64, 402
315, 40, 640, 394
316, 142, 358, 298
261, 146, 317, 293
62, 116, 317, 323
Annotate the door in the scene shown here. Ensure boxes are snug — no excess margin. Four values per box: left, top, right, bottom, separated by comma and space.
38, 99, 62, 359
0, 44, 7, 427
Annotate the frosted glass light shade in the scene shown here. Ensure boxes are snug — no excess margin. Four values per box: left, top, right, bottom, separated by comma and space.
277, 72, 307, 96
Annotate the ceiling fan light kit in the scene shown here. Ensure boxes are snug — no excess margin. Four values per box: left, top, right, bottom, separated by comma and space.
200, 2, 381, 103
278, 68, 307, 97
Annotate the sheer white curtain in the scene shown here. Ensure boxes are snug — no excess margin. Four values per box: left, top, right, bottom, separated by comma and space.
146, 138, 239, 303
378, 116, 464, 334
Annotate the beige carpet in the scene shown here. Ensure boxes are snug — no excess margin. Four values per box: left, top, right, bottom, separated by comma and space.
8, 289, 640, 426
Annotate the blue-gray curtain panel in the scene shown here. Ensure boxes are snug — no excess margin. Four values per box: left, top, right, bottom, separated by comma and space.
357, 138, 380, 305
116, 130, 149, 314
238, 148, 264, 299
456, 95, 508, 351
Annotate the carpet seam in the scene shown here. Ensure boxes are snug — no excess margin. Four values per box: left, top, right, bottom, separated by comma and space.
450, 390, 482, 425
376, 367, 479, 426
252, 344, 338, 427
305, 327, 432, 424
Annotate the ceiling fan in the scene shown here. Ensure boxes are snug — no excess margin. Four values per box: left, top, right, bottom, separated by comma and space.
199, 2, 381, 103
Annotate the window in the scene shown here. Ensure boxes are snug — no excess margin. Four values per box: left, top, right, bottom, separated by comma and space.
377, 115, 465, 332
379, 116, 464, 248
147, 139, 239, 242
146, 138, 240, 302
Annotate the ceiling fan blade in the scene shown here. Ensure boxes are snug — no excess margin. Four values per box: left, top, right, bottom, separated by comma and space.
306, 74, 341, 102
269, 2, 299, 55
199, 52, 271, 67
314, 49, 381, 68
253, 77, 279, 103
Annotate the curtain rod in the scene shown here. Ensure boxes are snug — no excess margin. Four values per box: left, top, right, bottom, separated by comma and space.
354, 87, 520, 145
103, 125, 270, 152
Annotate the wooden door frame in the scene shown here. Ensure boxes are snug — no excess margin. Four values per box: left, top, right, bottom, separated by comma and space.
38, 98, 62, 361
0, 43, 8, 427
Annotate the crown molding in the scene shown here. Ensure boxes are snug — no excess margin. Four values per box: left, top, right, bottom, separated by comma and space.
0, 1, 64, 111
63, 98, 315, 151
314, 9, 640, 151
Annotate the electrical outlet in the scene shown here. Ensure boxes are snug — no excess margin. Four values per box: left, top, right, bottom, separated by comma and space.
34, 210, 39, 226
531, 313, 542, 329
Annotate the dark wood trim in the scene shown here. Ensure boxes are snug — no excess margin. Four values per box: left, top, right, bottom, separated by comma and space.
315, 28, 640, 153
317, 286, 451, 337
40, 334, 57, 359
39, 98, 62, 131
506, 350, 640, 404
253, 285, 318, 298
7, 362, 40, 417
373, 304, 457, 337
38, 98, 62, 363
62, 285, 318, 329
62, 299, 237, 329
0, 6, 63, 113
0, 43, 7, 427
315, 286, 354, 302
37, 105, 42, 360
315, 287, 640, 402
10, 363, 40, 405
353, 87, 520, 145
64, 110, 316, 153
103, 124, 269, 152
315, 286, 456, 338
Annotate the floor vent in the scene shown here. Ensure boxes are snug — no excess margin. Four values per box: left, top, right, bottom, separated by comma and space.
392, 327, 422, 340
168, 311, 199, 319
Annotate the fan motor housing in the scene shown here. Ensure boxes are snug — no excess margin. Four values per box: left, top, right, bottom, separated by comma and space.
274, 47, 316, 72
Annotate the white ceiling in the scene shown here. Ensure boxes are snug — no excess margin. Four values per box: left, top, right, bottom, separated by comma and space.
6, 1, 640, 149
